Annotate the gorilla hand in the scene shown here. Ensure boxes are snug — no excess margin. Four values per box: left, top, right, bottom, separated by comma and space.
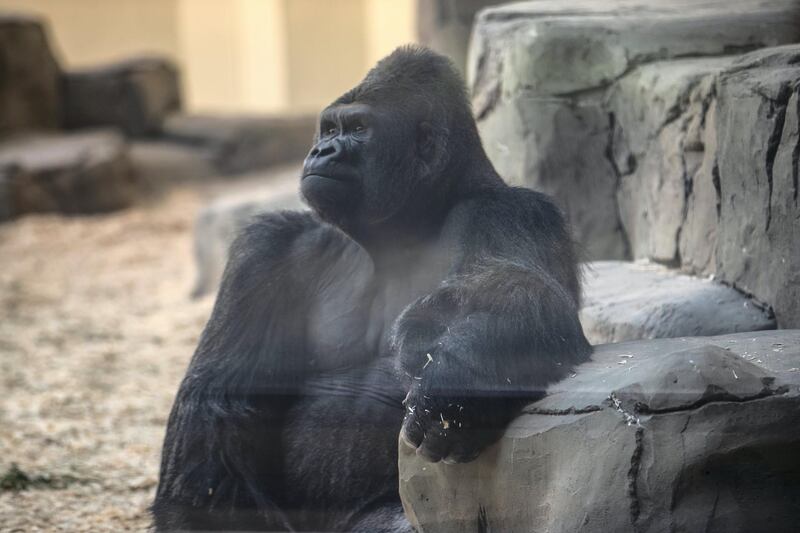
398, 345, 524, 464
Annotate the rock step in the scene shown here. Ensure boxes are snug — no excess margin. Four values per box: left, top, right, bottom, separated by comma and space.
400, 329, 800, 533
0, 130, 137, 219
161, 113, 316, 176
580, 261, 775, 344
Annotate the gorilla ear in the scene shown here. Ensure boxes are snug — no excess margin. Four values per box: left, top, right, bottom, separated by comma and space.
416, 121, 448, 174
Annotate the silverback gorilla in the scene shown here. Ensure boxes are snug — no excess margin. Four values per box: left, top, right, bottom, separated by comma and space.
152, 46, 591, 532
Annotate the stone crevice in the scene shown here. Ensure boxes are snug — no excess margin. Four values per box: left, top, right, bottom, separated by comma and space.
792, 89, 800, 205
627, 426, 645, 530
603, 111, 633, 259
630, 383, 788, 416
522, 405, 603, 416
703, 487, 721, 533
764, 84, 792, 231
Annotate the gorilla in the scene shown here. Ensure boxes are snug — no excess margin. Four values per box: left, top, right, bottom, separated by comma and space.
152, 46, 591, 532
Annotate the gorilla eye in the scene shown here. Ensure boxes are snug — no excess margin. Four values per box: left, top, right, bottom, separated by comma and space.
354, 125, 364, 133
325, 127, 337, 136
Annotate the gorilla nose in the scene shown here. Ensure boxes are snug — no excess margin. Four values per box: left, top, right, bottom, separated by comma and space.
308, 139, 342, 162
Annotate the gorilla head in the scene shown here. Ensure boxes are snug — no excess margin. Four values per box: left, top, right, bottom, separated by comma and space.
301, 46, 488, 242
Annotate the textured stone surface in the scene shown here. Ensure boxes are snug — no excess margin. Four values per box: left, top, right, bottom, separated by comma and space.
580, 261, 775, 344
400, 330, 800, 533
0, 130, 136, 217
469, 2, 800, 326
191, 166, 305, 298
608, 58, 729, 265
469, 0, 800, 261
0, 15, 61, 136
63, 57, 181, 137
714, 46, 800, 328
162, 114, 315, 175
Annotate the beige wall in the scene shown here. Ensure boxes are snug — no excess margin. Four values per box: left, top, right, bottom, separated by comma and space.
365, 0, 416, 67
0, 0, 416, 113
285, 0, 367, 111
0, 0, 180, 67
176, 0, 289, 113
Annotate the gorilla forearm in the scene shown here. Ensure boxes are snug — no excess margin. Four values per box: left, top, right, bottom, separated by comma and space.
393, 263, 590, 463
392, 192, 591, 463
394, 261, 590, 389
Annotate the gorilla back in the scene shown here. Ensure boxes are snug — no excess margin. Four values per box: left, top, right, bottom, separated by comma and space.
152, 46, 591, 532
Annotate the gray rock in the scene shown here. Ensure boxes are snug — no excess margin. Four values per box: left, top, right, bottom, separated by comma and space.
191, 166, 306, 298
477, 93, 628, 259
0, 130, 137, 217
469, 0, 800, 261
400, 330, 800, 533
129, 141, 215, 189
0, 14, 61, 137
580, 261, 775, 344
608, 58, 730, 264
714, 46, 800, 328
63, 57, 181, 137
162, 113, 316, 175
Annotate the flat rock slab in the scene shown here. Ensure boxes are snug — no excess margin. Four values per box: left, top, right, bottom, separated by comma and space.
191, 166, 306, 298
580, 261, 775, 344
0, 130, 137, 218
162, 113, 315, 175
400, 330, 800, 533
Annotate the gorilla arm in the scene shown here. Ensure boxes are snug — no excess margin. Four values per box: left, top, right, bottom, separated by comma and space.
153, 211, 373, 527
391, 189, 592, 463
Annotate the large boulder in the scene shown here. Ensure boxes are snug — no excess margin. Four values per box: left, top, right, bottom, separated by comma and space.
63, 57, 181, 137
580, 261, 775, 344
713, 46, 800, 329
162, 114, 316, 175
400, 330, 800, 533
0, 130, 137, 218
0, 14, 61, 137
191, 166, 305, 298
469, 1, 800, 326
469, 0, 800, 260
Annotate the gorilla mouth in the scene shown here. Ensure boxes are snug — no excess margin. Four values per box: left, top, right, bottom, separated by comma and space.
302, 173, 355, 185
303, 173, 343, 182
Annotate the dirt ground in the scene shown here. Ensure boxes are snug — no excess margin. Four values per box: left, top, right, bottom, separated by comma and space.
0, 178, 284, 531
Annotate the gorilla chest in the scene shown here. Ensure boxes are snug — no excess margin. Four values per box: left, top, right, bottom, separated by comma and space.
366, 247, 450, 353
306, 241, 450, 363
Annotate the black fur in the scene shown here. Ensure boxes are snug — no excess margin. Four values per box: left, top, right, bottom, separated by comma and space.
152, 46, 591, 531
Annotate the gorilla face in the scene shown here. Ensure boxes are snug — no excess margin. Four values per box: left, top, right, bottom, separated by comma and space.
301, 101, 428, 235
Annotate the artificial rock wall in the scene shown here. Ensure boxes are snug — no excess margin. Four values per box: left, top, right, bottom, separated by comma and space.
468, 0, 800, 326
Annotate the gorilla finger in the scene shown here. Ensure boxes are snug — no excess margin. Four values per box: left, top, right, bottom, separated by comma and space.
400, 417, 425, 448
415, 428, 452, 463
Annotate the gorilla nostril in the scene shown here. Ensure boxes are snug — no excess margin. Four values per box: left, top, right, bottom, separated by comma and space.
318, 145, 336, 158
